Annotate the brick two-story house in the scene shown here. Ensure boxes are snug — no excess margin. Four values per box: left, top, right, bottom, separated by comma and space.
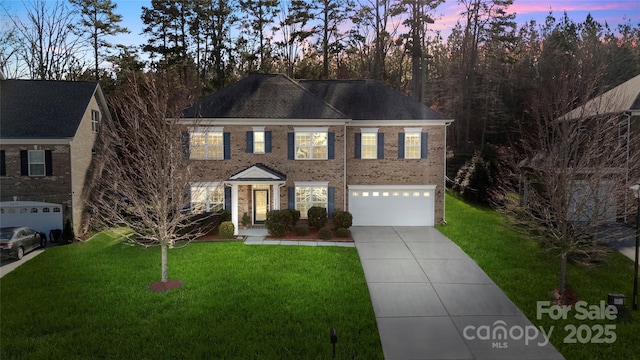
0, 79, 111, 235
179, 74, 453, 233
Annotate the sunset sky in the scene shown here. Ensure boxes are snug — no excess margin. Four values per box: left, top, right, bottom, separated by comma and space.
2, 0, 639, 49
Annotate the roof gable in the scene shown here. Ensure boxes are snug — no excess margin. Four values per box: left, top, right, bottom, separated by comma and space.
182, 74, 347, 119
228, 163, 286, 182
561, 73, 640, 120
298, 79, 449, 121
0, 80, 100, 139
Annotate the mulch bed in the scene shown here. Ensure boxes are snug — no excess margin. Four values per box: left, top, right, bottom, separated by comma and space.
194, 228, 353, 242
147, 280, 183, 293
265, 228, 353, 242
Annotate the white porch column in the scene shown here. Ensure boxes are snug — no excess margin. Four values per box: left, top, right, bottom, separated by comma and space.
231, 184, 239, 235
273, 184, 280, 210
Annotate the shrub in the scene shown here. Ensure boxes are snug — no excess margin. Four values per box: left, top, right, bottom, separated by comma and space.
336, 228, 351, 238
295, 225, 309, 236
307, 207, 327, 229
265, 210, 292, 238
217, 209, 232, 222
318, 227, 332, 240
332, 210, 353, 229
219, 221, 235, 239
285, 209, 301, 229
62, 218, 75, 244
241, 212, 251, 228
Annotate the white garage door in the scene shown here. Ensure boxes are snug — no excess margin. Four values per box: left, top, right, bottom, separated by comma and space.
348, 185, 436, 226
0, 201, 64, 234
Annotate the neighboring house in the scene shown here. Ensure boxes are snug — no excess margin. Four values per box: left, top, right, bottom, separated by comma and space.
179, 73, 453, 233
0, 80, 112, 236
520, 73, 640, 224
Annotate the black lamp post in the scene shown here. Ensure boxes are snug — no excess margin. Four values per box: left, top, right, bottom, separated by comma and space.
631, 184, 640, 311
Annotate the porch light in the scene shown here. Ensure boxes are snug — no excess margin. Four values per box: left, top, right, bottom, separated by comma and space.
630, 184, 639, 310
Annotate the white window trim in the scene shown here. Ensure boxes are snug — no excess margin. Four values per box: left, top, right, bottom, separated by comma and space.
190, 182, 224, 213
189, 127, 224, 160
28, 150, 46, 177
294, 127, 329, 160
294, 181, 329, 218
91, 110, 100, 133
253, 126, 266, 154
404, 128, 422, 160
360, 128, 379, 160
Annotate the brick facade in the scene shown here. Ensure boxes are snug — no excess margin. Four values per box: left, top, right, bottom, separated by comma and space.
185, 122, 447, 225
0, 95, 102, 235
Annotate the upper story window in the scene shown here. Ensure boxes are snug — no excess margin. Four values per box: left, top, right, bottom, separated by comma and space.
91, 110, 100, 133
355, 128, 382, 159
405, 132, 421, 159
361, 133, 377, 159
398, 128, 427, 160
190, 128, 223, 159
28, 150, 46, 176
295, 128, 328, 160
246, 128, 272, 154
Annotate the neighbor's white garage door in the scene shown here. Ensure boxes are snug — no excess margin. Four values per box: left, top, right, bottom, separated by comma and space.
348, 185, 436, 226
0, 201, 64, 234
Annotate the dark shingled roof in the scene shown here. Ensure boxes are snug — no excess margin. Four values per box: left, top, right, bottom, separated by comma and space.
228, 163, 287, 182
298, 79, 449, 120
1, 79, 99, 138
182, 74, 347, 119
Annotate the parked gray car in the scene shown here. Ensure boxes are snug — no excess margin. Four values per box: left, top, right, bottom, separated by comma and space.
0, 227, 45, 260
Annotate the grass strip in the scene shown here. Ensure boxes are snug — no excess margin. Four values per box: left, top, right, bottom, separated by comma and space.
437, 193, 639, 359
1, 232, 382, 359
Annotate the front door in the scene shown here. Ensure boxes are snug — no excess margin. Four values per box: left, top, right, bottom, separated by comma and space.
253, 189, 269, 224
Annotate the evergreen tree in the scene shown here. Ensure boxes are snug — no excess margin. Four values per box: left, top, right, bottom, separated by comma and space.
70, 0, 128, 81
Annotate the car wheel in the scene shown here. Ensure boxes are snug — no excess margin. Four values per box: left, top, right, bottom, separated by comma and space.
17, 247, 24, 260
41, 235, 47, 248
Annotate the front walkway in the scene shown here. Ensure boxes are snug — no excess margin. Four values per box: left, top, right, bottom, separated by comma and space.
352, 226, 564, 360
239, 228, 355, 247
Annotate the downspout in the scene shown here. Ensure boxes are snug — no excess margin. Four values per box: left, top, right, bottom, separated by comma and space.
625, 112, 631, 223
443, 121, 452, 224
344, 122, 347, 211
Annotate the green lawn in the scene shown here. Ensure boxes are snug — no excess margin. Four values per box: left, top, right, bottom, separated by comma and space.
438, 193, 640, 360
0, 232, 383, 359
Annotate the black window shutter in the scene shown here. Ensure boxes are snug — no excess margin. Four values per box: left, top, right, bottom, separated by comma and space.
354, 133, 361, 159
20, 150, 28, 176
224, 187, 232, 210
328, 187, 335, 216
421, 132, 428, 159
181, 132, 190, 159
246, 131, 253, 153
287, 133, 294, 160
265, 131, 272, 153
288, 187, 295, 209
0, 150, 5, 176
328, 132, 335, 159
45, 150, 53, 176
223, 132, 231, 159
377, 133, 385, 159
398, 133, 405, 159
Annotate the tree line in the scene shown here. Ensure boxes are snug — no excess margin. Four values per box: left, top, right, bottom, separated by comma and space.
1, 0, 639, 152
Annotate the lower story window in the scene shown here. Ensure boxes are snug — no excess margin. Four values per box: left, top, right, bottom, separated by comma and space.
191, 184, 224, 213
295, 185, 327, 218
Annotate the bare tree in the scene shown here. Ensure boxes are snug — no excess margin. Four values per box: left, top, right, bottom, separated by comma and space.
517, 68, 640, 305
90, 73, 215, 284
2, 0, 87, 80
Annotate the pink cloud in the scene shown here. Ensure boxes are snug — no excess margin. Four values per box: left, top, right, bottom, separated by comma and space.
507, 0, 636, 14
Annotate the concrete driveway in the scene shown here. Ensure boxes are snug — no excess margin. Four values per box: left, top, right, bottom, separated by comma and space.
352, 226, 564, 360
0, 245, 48, 279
